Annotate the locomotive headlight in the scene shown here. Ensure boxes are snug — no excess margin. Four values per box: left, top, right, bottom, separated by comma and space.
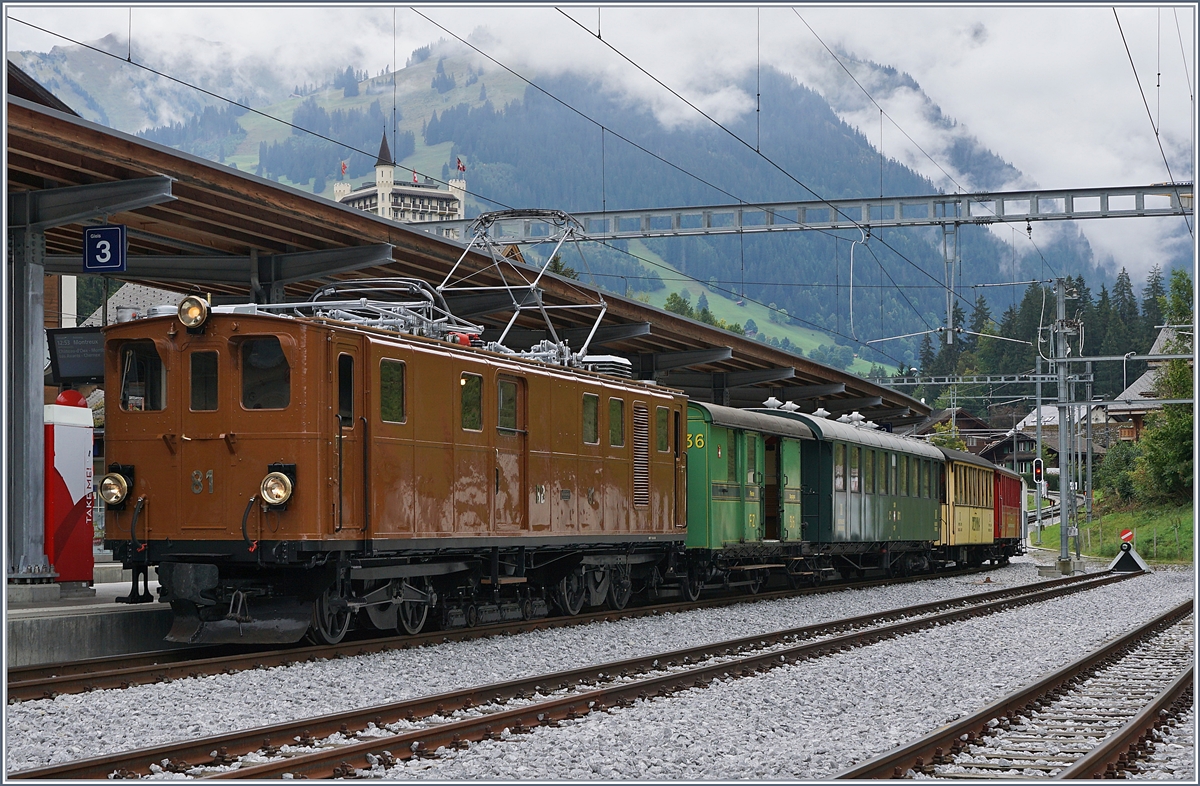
99, 473, 130, 506
260, 471, 294, 506
177, 295, 209, 329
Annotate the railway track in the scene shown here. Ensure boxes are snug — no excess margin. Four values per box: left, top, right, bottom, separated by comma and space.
835, 598, 1194, 779
9, 569, 1138, 780
7, 564, 997, 702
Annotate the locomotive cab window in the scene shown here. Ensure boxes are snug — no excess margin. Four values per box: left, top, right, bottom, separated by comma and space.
608, 398, 625, 447
582, 393, 599, 444
498, 379, 518, 431
189, 351, 218, 411
119, 341, 166, 412
656, 407, 670, 452
241, 337, 290, 409
337, 354, 354, 424
380, 359, 405, 423
461, 373, 483, 431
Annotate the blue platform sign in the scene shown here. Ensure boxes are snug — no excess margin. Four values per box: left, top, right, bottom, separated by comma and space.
83, 224, 127, 273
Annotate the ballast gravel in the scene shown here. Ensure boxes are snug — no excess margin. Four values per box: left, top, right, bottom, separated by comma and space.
1129, 708, 1196, 781
3, 558, 1192, 777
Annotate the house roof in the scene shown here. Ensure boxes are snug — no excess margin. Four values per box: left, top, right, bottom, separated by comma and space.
908, 407, 990, 435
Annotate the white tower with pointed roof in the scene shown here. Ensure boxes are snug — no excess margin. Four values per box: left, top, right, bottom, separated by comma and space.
374, 132, 393, 218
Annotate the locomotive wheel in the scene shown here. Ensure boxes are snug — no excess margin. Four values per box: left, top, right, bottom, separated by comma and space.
556, 572, 587, 615
607, 567, 633, 610
309, 585, 351, 645
681, 568, 703, 602
397, 598, 428, 635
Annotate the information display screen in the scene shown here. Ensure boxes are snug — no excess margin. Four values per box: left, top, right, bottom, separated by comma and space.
47, 327, 105, 384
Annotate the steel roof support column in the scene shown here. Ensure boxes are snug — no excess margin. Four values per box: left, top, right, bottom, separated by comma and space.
6, 226, 52, 583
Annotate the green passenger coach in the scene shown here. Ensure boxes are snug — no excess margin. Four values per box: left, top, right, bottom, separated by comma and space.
684, 402, 813, 593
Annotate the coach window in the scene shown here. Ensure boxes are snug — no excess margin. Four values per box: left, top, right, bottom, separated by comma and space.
498, 379, 518, 431
190, 351, 218, 411
608, 398, 625, 447
726, 430, 738, 481
460, 373, 483, 431
878, 451, 888, 495
864, 449, 875, 494
833, 443, 845, 492
899, 455, 909, 496
910, 457, 919, 499
380, 360, 405, 423
849, 446, 860, 493
582, 393, 599, 444
656, 407, 670, 452
119, 341, 166, 412
241, 337, 290, 409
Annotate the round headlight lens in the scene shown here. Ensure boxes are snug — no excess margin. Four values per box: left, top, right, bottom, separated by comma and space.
99, 473, 129, 505
178, 295, 209, 329
260, 472, 293, 505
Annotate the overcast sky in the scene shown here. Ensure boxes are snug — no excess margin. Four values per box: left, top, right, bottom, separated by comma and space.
6, 3, 1197, 280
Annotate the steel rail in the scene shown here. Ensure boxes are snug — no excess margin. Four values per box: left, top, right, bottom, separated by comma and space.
7, 565, 995, 701
833, 597, 1194, 779
7, 570, 1134, 780
1055, 665, 1194, 779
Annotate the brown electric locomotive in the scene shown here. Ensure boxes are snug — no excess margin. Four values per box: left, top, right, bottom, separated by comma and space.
100, 285, 688, 644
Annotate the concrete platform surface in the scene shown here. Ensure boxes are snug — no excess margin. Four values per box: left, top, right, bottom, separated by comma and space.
6, 580, 195, 668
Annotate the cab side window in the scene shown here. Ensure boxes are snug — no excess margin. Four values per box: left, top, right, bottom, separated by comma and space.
120, 341, 166, 412
582, 393, 599, 444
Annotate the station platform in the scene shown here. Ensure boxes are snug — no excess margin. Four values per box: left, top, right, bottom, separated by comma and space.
6, 579, 194, 669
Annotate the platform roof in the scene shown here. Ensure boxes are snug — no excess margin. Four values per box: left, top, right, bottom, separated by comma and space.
7, 94, 928, 426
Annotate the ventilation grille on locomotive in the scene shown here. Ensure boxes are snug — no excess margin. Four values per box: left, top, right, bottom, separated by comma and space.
582, 355, 633, 379
633, 404, 650, 507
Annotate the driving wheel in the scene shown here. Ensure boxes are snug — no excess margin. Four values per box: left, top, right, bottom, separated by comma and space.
607, 567, 633, 610
556, 571, 586, 615
308, 583, 351, 645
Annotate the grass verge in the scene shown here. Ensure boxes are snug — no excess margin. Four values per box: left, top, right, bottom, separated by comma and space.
1029, 501, 1193, 563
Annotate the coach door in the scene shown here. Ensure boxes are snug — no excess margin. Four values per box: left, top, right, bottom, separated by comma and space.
333, 340, 365, 535
494, 376, 527, 531
779, 438, 803, 541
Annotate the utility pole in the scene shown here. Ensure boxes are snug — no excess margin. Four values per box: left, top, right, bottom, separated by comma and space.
1085, 361, 1094, 549
1054, 278, 1075, 573
1035, 356, 1043, 546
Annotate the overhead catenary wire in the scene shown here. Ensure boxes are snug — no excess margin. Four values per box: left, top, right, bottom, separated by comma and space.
552, 7, 978, 316
1113, 7, 1194, 237
793, 8, 1062, 278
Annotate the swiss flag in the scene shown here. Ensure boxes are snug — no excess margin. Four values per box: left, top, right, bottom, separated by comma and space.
456, 157, 466, 173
